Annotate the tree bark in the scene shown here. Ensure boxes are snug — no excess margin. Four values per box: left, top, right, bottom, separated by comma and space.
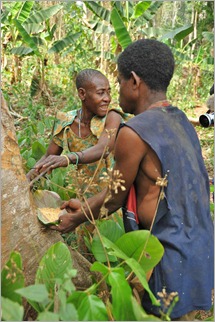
1, 93, 95, 298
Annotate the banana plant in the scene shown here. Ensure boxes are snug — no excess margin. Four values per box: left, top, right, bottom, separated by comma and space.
2, 2, 81, 99
84, 0, 196, 71
84, 1, 163, 53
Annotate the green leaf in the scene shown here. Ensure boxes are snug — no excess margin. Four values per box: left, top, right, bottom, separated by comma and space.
160, 24, 193, 42
98, 217, 125, 242
37, 311, 59, 321
59, 303, 78, 321
110, 8, 132, 49
24, 4, 63, 24
91, 234, 117, 263
23, 23, 44, 35
67, 291, 87, 308
37, 121, 45, 135
90, 261, 109, 277
26, 157, 36, 169
16, 1, 34, 24
10, 2, 24, 20
1, 296, 24, 321
1, 251, 25, 304
13, 19, 41, 56
31, 141, 46, 159
133, 1, 163, 27
202, 31, 214, 42
92, 21, 113, 34
91, 219, 124, 262
30, 75, 40, 97
131, 296, 161, 321
48, 32, 82, 54
16, 284, 49, 302
35, 242, 73, 298
108, 269, 137, 321
132, 1, 152, 19
77, 294, 108, 321
45, 23, 57, 41
125, 257, 159, 305
115, 230, 164, 273
101, 234, 161, 305
11, 46, 33, 56
85, 2, 110, 21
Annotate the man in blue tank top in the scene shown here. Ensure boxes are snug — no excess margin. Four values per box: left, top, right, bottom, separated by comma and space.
51, 39, 214, 320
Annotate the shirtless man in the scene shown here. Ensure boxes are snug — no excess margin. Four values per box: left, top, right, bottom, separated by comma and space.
51, 39, 214, 320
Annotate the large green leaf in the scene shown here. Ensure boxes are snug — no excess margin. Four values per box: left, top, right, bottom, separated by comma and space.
91, 234, 118, 263
131, 296, 161, 321
132, 1, 152, 19
59, 303, 78, 321
91, 21, 113, 34
134, 1, 162, 24
37, 311, 59, 321
110, 7, 132, 49
9, 2, 25, 20
77, 294, 108, 321
100, 235, 161, 305
90, 261, 109, 277
1, 251, 25, 305
1, 297, 24, 321
48, 32, 82, 54
11, 46, 33, 56
16, 1, 34, 24
108, 269, 137, 321
98, 218, 125, 242
16, 284, 49, 303
13, 19, 41, 56
90, 218, 125, 262
115, 230, 164, 273
35, 242, 73, 298
160, 24, 193, 41
23, 23, 44, 35
85, 1, 110, 21
23, 4, 63, 24
125, 257, 159, 305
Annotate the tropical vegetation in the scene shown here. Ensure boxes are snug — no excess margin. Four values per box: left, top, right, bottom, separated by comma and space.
1, 1, 214, 320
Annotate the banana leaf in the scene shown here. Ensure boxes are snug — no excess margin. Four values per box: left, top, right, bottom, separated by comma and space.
23, 4, 63, 25
110, 8, 132, 49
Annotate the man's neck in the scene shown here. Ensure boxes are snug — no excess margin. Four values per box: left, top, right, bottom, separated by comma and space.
135, 92, 167, 115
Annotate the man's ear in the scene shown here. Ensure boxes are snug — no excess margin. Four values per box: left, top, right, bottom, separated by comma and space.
130, 71, 141, 88
78, 88, 86, 100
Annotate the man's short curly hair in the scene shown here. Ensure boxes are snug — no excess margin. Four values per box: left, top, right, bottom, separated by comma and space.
117, 39, 175, 92
76, 69, 106, 90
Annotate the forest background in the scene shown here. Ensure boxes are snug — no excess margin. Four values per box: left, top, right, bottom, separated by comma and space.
1, 0, 214, 196
1, 1, 214, 321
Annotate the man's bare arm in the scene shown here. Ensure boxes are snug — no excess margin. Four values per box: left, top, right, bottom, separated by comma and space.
50, 126, 148, 233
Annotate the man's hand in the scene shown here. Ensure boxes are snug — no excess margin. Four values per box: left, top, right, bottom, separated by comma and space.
35, 155, 69, 174
50, 199, 86, 233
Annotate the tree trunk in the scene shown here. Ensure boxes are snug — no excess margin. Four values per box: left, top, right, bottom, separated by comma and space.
1, 93, 96, 314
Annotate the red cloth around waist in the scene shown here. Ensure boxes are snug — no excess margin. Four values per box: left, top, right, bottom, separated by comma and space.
126, 185, 139, 224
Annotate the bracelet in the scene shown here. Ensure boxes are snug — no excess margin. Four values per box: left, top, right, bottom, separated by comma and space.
68, 152, 79, 166
79, 151, 84, 163
61, 155, 70, 167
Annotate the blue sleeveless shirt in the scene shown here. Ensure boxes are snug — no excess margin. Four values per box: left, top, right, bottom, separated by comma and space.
124, 105, 214, 319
